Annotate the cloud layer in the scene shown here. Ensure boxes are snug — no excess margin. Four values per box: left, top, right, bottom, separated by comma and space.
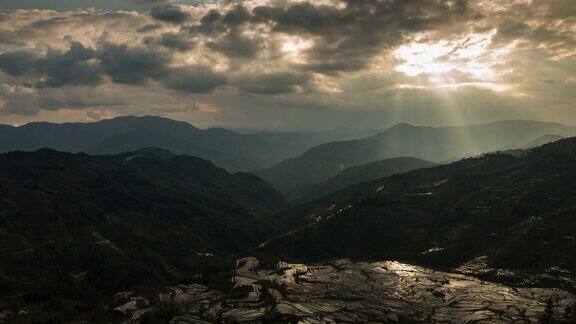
0, 0, 575, 129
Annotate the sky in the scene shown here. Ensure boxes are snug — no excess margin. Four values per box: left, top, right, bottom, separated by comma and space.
0, 0, 575, 130
0, 0, 209, 11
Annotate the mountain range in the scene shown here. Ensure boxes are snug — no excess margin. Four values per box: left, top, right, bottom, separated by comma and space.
260, 137, 576, 281
0, 116, 375, 173
255, 120, 576, 197
2, 116, 573, 197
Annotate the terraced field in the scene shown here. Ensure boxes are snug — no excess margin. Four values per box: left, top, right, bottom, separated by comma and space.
112, 257, 576, 323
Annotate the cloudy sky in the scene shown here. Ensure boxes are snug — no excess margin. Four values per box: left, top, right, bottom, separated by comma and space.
0, 0, 575, 130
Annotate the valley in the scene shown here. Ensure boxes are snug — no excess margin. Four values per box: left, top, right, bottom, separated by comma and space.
1, 117, 576, 323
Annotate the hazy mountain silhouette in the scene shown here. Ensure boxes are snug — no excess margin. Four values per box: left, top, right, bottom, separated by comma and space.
256, 120, 576, 196
260, 137, 576, 278
0, 116, 381, 173
0, 116, 267, 171
252, 127, 381, 159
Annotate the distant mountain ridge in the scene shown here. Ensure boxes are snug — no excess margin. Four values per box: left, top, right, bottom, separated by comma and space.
251, 127, 382, 159
256, 120, 576, 196
255, 139, 385, 197
0, 115, 271, 172
0, 116, 385, 173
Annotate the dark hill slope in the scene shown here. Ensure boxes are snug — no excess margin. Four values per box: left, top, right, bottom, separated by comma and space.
0, 149, 284, 307
261, 137, 576, 275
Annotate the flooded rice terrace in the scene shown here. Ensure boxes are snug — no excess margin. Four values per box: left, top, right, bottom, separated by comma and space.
114, 257, 576, 323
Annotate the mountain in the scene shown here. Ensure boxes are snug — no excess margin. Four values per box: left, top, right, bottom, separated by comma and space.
370, 120, 574, 161
260, 137, 576, 278
0, 116, 383, 173
256, 120, 576, 196
87, 127, 261, 172
255, 139, 385, 198
251, 127, 382, 160
0, 115, 202, 153
296, 157, 435, 203
0, 149, 284, 316
0, 116, 282, 172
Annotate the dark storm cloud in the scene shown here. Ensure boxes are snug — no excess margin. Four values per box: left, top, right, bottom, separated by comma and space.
0, 42, 168, 88
0, 43, 101, 87
251, 2, 343, 33
193, 5, 250, 35
197, 9, 223, 33
193, 0, 476, 74
137, 24, 163, 33
0, 38, 283, 95
206, 31, 262, 59
144, 32, 196, 52
0, 29, 24, 46
40, 42, 102, 87
194, 5, 260, 59
0, 51, 39, 77
98, 43, 170, 85
260, 0, 473, 73
150, 4, 190, 24
161, 66, 227, 93
221, 4, 251, 27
